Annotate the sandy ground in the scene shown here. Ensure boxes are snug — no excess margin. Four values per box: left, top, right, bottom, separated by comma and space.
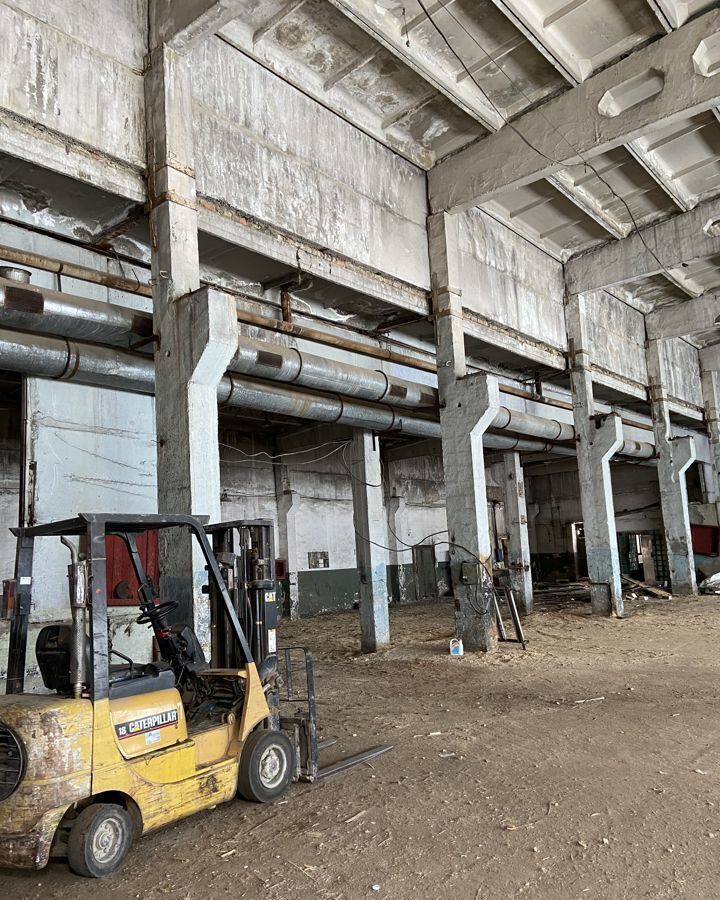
3, 594, 720, 899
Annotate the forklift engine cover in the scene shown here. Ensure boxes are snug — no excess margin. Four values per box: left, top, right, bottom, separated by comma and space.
0, 694, 92, 869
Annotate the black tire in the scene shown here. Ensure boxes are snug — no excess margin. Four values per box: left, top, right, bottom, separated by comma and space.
67, 803, 133, 878
237, 729, 295, 803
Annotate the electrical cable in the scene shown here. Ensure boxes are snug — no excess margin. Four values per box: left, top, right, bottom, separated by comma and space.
340, 442, 385, 488
415, 0, 678, 284
219, 439, 350, 460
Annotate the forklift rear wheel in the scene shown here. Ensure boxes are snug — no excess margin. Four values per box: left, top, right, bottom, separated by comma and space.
67, 803, 133, 878
238, 729, 295, 803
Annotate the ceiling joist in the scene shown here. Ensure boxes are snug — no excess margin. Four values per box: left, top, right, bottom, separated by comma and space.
428, 7, 720, 213
566, 194, 720, 294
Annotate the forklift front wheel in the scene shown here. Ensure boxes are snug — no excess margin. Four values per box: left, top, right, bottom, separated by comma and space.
238, 729, 295, 803
67, 803, 133, 878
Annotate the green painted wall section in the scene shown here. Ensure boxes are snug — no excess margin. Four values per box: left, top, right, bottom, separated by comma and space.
297, 568, 360, 616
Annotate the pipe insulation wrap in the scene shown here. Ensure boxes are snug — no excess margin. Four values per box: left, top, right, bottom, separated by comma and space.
0, 329, 657, 459
0, 282, 615, 445
0, 278, 152, 346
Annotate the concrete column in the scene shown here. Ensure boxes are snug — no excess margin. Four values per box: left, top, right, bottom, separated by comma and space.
647, 339, 697, 594
145, 44, 237, 638
701, 366, 720, 506
430, 212, 499, 651
350, 430, 390, 652
567, 295, 624, 616
276, 485, 300, 620
502, 452, 533, 615
386, 494, 413, 603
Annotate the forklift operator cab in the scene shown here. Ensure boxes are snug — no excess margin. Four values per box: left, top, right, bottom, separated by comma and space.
0, 514, 294, 878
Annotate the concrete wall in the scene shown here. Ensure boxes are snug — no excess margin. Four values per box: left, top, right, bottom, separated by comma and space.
189, 36, 430, 289
0, 377, 157, 687
385, 454, 449, 602
0, 0, 146, 169
527, 462, 663, 578
457, 209, 566, 350
659, 338, 703, 408
583, 291, 647, 385
219, 428, 279, 535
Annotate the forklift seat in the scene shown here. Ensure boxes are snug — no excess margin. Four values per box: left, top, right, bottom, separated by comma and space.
36, 624, 90, 695
36, 624, 177, 698
109, 664, 176, 699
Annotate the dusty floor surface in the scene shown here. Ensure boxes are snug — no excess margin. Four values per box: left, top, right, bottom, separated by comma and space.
3, 594, 720, 899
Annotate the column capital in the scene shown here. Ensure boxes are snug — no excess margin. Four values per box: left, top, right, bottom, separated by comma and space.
671, 435, 696, 473
590, 413, 624, 461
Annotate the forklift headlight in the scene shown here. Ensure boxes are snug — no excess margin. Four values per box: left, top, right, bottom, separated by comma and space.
0, 722, 25, 801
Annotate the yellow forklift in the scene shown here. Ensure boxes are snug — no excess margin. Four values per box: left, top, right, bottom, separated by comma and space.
0, 514, 390, 877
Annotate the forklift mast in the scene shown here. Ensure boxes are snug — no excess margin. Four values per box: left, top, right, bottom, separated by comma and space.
206, 520, 278, 672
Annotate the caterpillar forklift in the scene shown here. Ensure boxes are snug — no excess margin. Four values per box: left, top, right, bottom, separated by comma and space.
0, 514, 390, 878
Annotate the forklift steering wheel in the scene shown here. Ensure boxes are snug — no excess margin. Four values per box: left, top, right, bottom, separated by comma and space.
136, 600, 178, 626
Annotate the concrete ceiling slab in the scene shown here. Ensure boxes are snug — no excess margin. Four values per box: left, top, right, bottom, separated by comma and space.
667, 253, 720, 295
631, 111, 720, 209
606, 274, 686, 312
481, 181, 611, 260
488, 0, 663, 83
551, 146, 678, 237
655, 0, 717, 28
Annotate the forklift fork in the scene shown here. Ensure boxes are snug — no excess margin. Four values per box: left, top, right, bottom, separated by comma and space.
277, 646, 392, 782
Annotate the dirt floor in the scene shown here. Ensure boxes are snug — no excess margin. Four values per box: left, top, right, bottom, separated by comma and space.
4, 593, 720, 899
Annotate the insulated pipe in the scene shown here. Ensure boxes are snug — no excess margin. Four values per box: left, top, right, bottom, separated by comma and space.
0, 329, 656, 459
0, 329, 438, 438
0, 277, 153, 346
0, 244, 153, 297
0, 279, 656, 451
231, 334, 437, 409
0, 281, 579, 435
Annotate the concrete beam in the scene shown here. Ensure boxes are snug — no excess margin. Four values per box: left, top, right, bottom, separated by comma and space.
566, 195, 720, 295
646, 294, 720, 340
428, 8, 720, 212
350, 430, 390, 653
197, 198, 430, 316
150, 0, 245, 52
326, 0, 503, 130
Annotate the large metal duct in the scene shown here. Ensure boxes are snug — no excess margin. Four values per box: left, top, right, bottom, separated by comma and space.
231, 336, 576, 441
0, 329, 655, 459
0, 276, 152, 346
0, 279, 589, 437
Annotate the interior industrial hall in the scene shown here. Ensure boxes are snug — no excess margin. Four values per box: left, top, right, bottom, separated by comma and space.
1, 0, 720, 896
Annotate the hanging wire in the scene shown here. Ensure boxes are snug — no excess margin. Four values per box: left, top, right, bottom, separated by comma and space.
340, 441, 385, 488
220, 441, 349, 467
219, 439, 350, 460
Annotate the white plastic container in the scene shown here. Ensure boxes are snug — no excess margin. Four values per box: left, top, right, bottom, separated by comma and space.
449, 638, 464, 657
